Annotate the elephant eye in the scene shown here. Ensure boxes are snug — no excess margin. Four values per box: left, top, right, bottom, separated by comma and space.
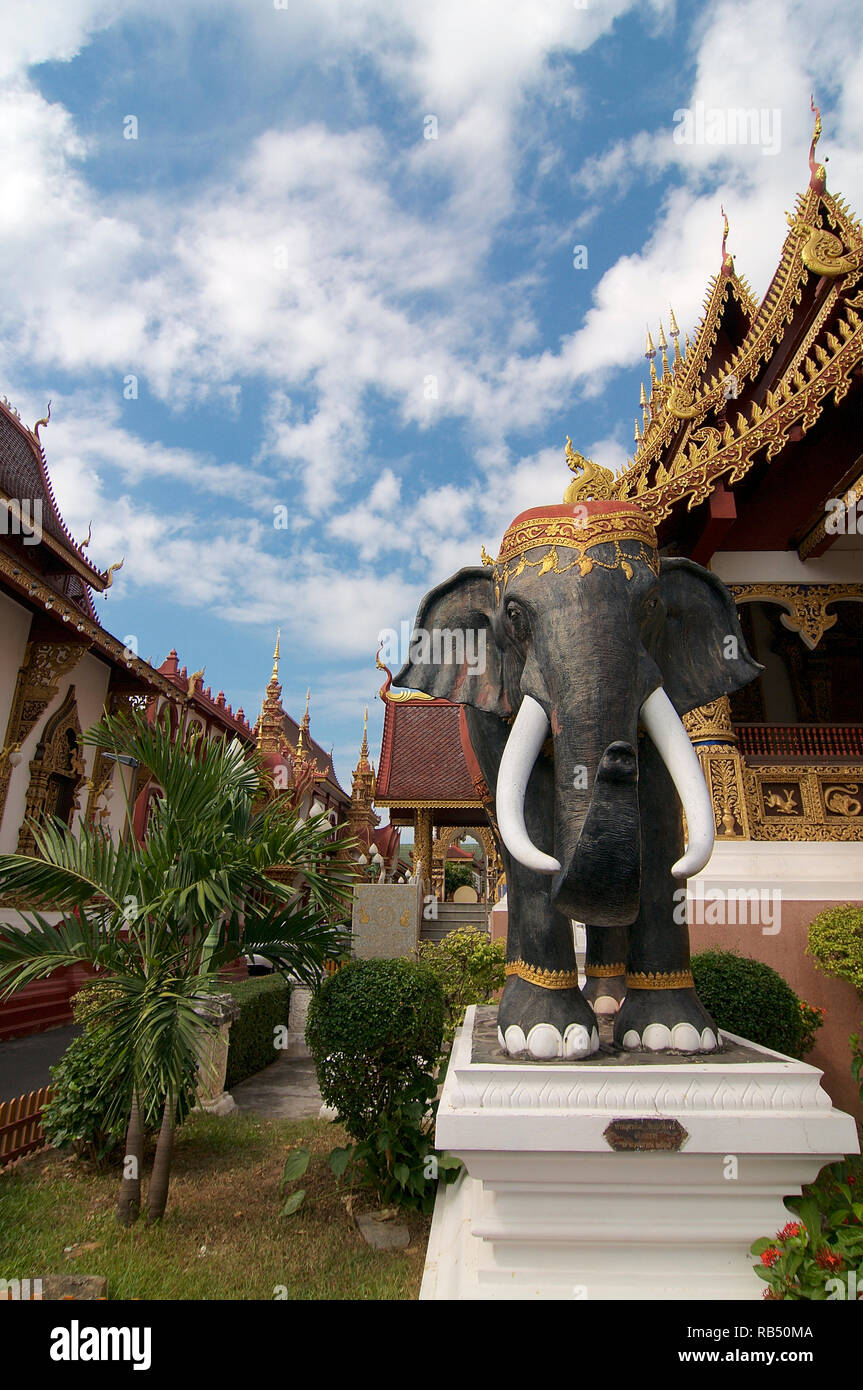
506, 601, 530, 641
644, 594, 660, 615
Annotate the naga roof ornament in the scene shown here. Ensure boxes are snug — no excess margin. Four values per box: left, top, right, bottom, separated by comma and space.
562, 437, 615, 505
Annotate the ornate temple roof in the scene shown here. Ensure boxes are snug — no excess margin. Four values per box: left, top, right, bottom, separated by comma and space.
252, 636, 349, 806
0, 397, 114, 608
157, 649, 254, 740
375, 664, 481, 809
612, 108, 863, 561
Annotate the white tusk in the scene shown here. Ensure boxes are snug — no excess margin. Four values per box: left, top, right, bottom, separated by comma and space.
496, 695, 561, 874
640, 687, 715, 878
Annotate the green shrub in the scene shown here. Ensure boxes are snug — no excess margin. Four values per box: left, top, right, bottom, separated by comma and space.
223, 975, 291, 1090
306, 958, 453, 1211
42, 978, 197, 1163
807, 905, 863, 995
418, 927, 506, 1042
691, 950, 823, 1059
42, 1027, 127, 1163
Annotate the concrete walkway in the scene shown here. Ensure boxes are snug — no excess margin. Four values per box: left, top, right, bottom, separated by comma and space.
0, 1025, 80, 1104
0, 1026, 323, 1121
230, 1055, 323, 1120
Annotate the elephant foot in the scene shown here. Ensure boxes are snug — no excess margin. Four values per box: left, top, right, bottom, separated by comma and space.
497, 974, 599, 1059
613, 988, 718, 1053
582, 972, 626, 1016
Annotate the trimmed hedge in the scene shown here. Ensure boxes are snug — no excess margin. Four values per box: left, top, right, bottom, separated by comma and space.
306, 957, 445, 1139
224, 975, 291, 1089
691, 949, 822, 1059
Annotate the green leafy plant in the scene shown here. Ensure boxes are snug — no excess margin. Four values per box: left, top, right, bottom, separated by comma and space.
444, 861, 474, 899
42, 980, 196, 1164
751, 1156, 863, 1299
0, 707, 351, 1226
279, 1146, 310, 1217
306, 957, 458, 1212
418, 927, 506, 1043
807, 904, 863, 994
690, 949, 823, 1059
42, 1029, 127, 1164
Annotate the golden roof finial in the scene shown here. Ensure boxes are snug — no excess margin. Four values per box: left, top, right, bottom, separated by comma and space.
272, 628, 281, 680
668, 306, 681, 362
809, 93, 826, 190
644, 329, 655, 360
634, 418, 642, 445
720, 205, 733, 272
658, 321, 669, 376
296, 688, 311, 758
104, 557, 125, 589
563, 437, 615, 504
639, 381, 648, 409
33, 400, 51, 447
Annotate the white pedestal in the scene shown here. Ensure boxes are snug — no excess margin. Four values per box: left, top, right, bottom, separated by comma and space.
421, 1006, 859, 1301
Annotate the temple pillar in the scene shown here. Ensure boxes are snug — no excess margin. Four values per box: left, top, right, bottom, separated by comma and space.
414, 807, 434, 892
682, 695, 750, 839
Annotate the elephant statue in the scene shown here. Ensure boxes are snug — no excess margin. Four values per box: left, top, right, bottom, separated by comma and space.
395, 479, 760, 1061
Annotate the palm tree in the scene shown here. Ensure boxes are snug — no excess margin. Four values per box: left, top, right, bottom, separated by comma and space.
0, 708, 352, 1224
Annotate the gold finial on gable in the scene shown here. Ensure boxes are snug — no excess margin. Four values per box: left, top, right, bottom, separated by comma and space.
563, 437, 615, 505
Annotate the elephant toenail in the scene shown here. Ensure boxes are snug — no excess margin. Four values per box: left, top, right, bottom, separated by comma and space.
527, 1024, 563, 1059
504, 1024, 527, 1055
622, 1029, 641, 1049
642, 1023, 674, 1050
671, 1023, 702, 1051
563, 1023, 592, 1058
593, 996, 620, 1015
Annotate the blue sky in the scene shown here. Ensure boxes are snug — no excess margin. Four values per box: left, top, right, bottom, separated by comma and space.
2, 0, 863, 792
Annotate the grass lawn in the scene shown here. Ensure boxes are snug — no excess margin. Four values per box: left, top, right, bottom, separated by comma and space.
0, 1113, 431, 1300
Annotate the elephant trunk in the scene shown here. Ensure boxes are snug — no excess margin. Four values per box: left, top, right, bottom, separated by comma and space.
494, 687, 716, 917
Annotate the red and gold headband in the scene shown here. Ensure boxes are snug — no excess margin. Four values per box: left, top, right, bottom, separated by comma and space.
482, 499, 658, 595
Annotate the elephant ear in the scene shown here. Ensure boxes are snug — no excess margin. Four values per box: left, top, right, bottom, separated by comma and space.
657, 558, 763, 717
393, 568, 509, 715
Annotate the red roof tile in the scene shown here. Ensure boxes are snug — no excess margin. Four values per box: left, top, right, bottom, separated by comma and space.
376, 699, 479, 802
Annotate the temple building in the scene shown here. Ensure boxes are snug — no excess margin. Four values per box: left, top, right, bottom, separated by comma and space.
370, 112, 863, 1114
373, 658, 503, 906
0, 398, 257, 1036
253, 633, 350, 825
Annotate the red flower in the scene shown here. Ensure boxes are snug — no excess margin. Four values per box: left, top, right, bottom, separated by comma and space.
760, 1247, 781, 1267
776, 1222, 803, 1241
814, 1249, 844, 1271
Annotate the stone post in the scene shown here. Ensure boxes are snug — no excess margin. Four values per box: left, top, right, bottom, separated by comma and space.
194, 992, 240, 1117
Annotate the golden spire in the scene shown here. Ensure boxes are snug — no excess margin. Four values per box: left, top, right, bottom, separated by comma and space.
634, 418, 642, 446
257, 632, 286, 756
645, 329, 655, 360
349, 705, 378, 837
296, 688, 311, 758
658, 321, 669, 376
360, 706, 369, 763
668, 306, 681, 363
